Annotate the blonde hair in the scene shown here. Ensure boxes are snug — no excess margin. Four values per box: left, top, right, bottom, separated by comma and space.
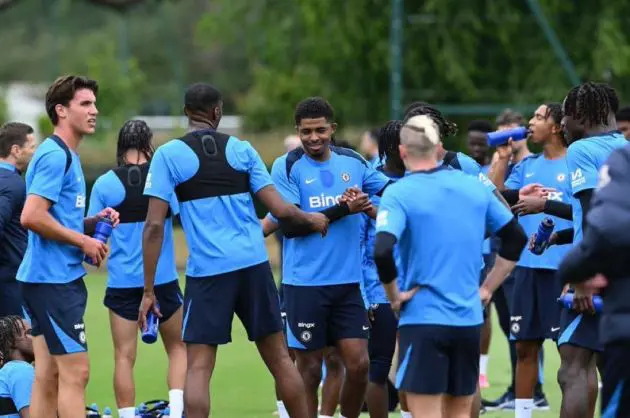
400, 115, 440, 156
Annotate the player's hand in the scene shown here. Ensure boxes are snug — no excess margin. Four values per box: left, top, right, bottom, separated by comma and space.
496, 141, 513, 160
307, 212, 329, 237
584, 274, 608, 293
572, 283, 596, 314
479, 286, 492, 307
138, 290, 162, 332
512, 196, 546, 216
97, 207, 120, 227
519, 184, 555, 200
390, 287, 419, 316
528, 232, 554, 254
561, 283, 571, 297
368, 305, 376, 324
345, 192, 372, 214
341, 186, 362, 202
81, 236, 108, 267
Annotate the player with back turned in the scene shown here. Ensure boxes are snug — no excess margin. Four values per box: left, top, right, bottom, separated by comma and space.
88, 120, 186, 418
373, 115, 527, 418
140, 83, 325, 418
18, 75, 121, 418
263, 97, 391, 418
550, 82, 626, 418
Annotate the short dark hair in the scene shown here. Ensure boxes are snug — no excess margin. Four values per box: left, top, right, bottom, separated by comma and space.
0, 122, 34, 158
294, 97, 335, 125
116, 120, 154, 166
467, 120, 493, 133
495, 109, 524, 127
544, 103, 563, 125
564, 82, 616, 127
45, 75, 98, 126
403, 103, 457, 138
616, 106, 630, 122
184, 83, 222, 114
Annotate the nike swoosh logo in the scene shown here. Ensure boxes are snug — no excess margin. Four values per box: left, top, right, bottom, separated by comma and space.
305, 178, 316, 184
551, 327, 560, 332
525, 173, 535, 178
362, 326, 369, 331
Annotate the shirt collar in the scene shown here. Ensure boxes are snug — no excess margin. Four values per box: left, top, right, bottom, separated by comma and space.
0, 161, 17, 173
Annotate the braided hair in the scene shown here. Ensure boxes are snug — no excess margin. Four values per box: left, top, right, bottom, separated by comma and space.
377, 120, 404, 170
0, 316, 24, 367
116, 120, 155, 166
563, 82, 616, 127
403, 103, 457, 138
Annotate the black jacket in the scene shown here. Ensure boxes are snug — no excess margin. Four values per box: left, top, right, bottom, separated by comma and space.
0, 163, 27, 282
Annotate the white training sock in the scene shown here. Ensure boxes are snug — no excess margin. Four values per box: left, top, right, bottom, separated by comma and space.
319, 415, 333, 418
479, 354, 489, 375
118, 407, 135, 418
277, 401, 290, 418
168, 389, 184, 418
401, 411, 412, 418
515, 398, 533, 418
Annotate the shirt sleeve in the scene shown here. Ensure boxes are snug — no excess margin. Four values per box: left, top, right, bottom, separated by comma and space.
375, 188, 406, 240
478, 172, 497, 192
9, 363, 34, 411
362, 163, 391, 196
144, 147, 178, 203
568, 143, 599, 195
0, 182, 14, 239
457, 153, 482, 176
87, 177, 107, 217
28, 150, 67, 203
227, 139, 274, 193
270, 157, 300, 205
485, 187, 514, 233
168, 194, 180, 216
504, 159, 524, 190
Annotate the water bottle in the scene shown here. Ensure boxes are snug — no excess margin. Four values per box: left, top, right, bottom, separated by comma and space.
142, 303, 160, 344
486, 127, 529, 147
84, 216, 113, 265
87, 403, 99, 417
558, 293, 603, 313
162, 407, 171, 418
102, 407, 112, 418
531, 217, 555, 255
134, 407, 140, 418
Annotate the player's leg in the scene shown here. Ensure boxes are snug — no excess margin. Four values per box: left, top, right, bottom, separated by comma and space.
274, 311, 296, 418
156, 281, 187, 418
237, 263, 310, 418
181, 273, 237, 418
332, 284, 370, 418
320, 347, 343, 417
366, 303, 398, 418
55, 352, 90, 418
479, 253, 494, 389
600, 341, 630, 417
108, 310, 139, 413
443, 325, 480, 418
394, 332, 411, 418
20, 283, 58, 418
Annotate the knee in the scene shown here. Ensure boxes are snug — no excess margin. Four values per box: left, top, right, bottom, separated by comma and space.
299, 358, 323, 386
324, 353, 344, 376
35, 365, 59, 392
515, 343, 539, 362
59, 360, 89, 387
114, 346, 137, 366
369, 358, 391, 384
557, 361, 584, 390
345, 352, 369, 379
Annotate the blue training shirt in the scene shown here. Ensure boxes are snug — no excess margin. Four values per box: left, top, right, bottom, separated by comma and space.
17, 136, 87, 284
376, 166, 514, 327
567, 132, 627, 243
481, 164, 492, 255
144, 133, 273, 277
0, 361, 34, 418
505, 154, 573, 269
361, 166, 403, 305
270, 146, 390, 287
88, 167, 179, 288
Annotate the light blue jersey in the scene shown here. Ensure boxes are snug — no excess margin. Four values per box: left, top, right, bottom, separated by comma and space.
376, 166, 513, 327
88, 166, 179, 288
567, 132, 627, 243
271, 146, 390, 287
144, 130, 273, 277
505, 154, 573, 269
17, 136, 87, 284
0, 361, 34, 418
361, 166, 402, 304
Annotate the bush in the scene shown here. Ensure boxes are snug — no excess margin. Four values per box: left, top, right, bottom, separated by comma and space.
0, 95, 7, 125
38, 114, 53, 137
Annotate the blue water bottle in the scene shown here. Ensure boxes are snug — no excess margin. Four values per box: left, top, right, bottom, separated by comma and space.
142, 303, 160, 344
558, 293, 603, 313
85, 216, 113, 265
486, 126, 529, 147
87, 403, 99, 417
531, 217, 555, 255
103, 406, 113, 418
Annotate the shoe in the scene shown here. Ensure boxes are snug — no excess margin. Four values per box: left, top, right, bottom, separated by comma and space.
479, 374, 490, 389
534, 393, 550, 411
479, 404, 487, 415
482, 390, 515, 410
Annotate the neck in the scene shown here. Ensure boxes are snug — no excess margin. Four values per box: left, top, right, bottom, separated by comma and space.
53, 126, 81, 151
585, 124, 615, 137
123, 149, 148, 165
308, 147, 331, 162
9, 351, 27, 363
476, 156, 489, 166
187, 119, 216, 133
0, 157, 17, 169
542, 137, 567, 159
512, 146, 531, 163
405, 156, 438, 172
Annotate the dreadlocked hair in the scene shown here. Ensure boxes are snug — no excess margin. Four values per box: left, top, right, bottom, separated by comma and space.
116, 120, 155, 166
377, 120, 404, 165
544, 103, 563, 125
403, 103, 458, 138
564, 82, 615, 127
0, 315, 23, 368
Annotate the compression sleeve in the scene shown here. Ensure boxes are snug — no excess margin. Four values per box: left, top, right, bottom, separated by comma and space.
279, 203, 351, 238
543, 200, 573, 220
577, 189, 594, 234
495, 218, 527, 261
500, 189, 520, 206
555, 228, 574, 245
374, 232, 398, 284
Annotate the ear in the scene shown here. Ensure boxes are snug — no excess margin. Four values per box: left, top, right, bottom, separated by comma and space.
55, 104, 67, 120
398, 144, 406, 160
330, 123, 338, 134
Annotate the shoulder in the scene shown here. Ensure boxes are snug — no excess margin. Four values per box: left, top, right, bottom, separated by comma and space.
33, 138, 67, 165
226, 135, 255, 154
513, 153, 540, 169
567, 139, 592, 159
2, 360, 34, 377
331, 146, 369, 167
278, 148, 306, 177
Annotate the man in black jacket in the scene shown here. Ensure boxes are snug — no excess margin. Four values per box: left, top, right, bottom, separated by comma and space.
0, 122, 36, 317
